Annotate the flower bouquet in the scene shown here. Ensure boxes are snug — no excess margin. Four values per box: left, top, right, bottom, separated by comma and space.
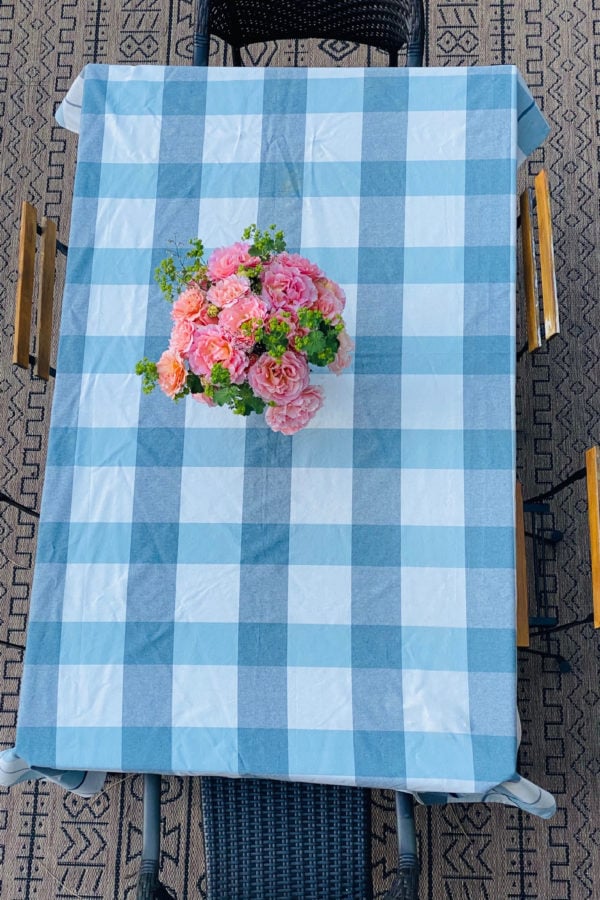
136, 225, 353, 435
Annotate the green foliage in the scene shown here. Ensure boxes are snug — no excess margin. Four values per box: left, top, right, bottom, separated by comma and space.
203, 363, 266, 416
135, 357, 159, 394
295, 309, 342, 366
242, 223, 286, 261
186, 372, 204, 395
255, 313, 291, 361
155, 238, 206, 302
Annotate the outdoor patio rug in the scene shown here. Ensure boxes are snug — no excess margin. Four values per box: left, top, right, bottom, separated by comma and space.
1, 1, 599, 897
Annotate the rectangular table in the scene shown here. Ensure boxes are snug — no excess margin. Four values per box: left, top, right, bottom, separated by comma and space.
14, 64, 549, 794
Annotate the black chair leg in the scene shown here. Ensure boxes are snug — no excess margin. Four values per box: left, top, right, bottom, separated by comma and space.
0, 490, 40, 518
193, 0, 210, 65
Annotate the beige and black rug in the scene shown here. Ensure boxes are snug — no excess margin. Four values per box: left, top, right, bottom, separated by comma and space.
1, 1, 599, 897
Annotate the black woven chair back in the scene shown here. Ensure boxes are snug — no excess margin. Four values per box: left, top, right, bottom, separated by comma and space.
200, 776, 373, 899
204, 0, 425, 66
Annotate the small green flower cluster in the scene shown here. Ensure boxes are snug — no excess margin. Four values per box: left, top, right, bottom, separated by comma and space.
135, 357, 159, 394
155, 238, 205, 302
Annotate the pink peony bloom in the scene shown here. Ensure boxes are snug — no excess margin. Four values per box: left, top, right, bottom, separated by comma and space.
188, 325, 248, 384
207, 274, 251, 309
314, 277, 346, 319
276, 251, 323, 280
265, 385, 324, 435
261, 261, 317, 312
207, 242, 260, 281
247, 349, 310, 405
157, 349, 187, 398
172, 284, 207, 322
169, 318, 196, 358
219, 294, 268, 346
328, 328, 354, 375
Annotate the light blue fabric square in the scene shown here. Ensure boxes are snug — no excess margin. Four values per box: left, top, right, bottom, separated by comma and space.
288, 730, 356, 779
56, 727, 123, 771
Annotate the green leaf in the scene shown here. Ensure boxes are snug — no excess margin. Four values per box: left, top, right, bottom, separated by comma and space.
187, 372, 204, 394
242, 223, 286, 261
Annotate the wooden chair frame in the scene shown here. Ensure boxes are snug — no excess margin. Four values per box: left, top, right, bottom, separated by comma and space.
13, 200, 63, 380
518, 169, 560, 355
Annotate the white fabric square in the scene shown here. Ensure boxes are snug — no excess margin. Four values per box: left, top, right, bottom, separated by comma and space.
287, 667, 353, 730
400, 374, 463, 430
78, 374, 141, 428
402, 669, 470, 733
172, 665, 237, 728
400, 567, 467, 628
184, 396, 247, 429
87, 285, 149, 336
338, 283, 357, 335
401, 469, 464, 526
70, 466, 135, 523
206, 67, 264, 82
95, 198, 157, 249
290, 468, 353, 525
108, 65, 165, 82
402, 284, 464, 337
301, 197, 360, 248
175, 564, 240, 622
202, 115, 263, 163
288, 565, 352, 625
62, 564, 129, 623
308, 372, 355, 430
198, 198, 260, 249
405, 110, 467, 161
102, 114, 162, 164
404, 196, 465, 248
179, 467, 244, 524
57, 664, 123, 727
304, 112, 363, 163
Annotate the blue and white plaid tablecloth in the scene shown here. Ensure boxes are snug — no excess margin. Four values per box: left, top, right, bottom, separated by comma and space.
14, 64, 550, 794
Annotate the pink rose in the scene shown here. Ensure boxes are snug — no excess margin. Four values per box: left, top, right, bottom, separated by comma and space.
207, 274, 251, 309
157, 349, 187, 398
276, 252, 323, 280
261, 261, 317, 312
188, 325, 248, 384
265, 385, 324, 435
207, 242, 260, 280
219, 295, 269, 348
172, 284, 207, 322
247, 349, 309, 405
219, 295, 269, 332
169, 318, 195, 357
192, 392, 216, 407
314, 277, 346, 319
328, 329, 354, 375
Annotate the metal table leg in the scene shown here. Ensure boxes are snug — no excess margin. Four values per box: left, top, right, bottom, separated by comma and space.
384, 791, 420, 900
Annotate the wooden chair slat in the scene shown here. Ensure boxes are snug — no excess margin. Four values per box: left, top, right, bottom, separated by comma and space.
13, 201, 37, 368
519, 187, 541, 352
35, 217, 57, 380
516, 481, 530, 647
535, 169, 560, 340
585, 447, 600, 629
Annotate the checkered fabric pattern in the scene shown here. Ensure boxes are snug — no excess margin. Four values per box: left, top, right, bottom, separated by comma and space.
16, 65, 548, 793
